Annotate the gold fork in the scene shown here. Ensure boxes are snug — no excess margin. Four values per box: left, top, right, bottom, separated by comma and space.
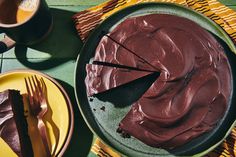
25, 75, 51, 157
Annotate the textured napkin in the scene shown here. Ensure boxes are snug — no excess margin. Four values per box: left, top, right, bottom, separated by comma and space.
73, 0, 236, 156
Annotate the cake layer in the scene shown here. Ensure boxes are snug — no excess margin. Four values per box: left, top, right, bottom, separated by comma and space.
85, 64, 154, 96
0, 90, 33, 157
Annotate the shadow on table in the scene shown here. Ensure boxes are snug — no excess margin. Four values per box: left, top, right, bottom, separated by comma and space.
96, 72, 159, 107
56, 79, 94, 157
14, 8, 83, 70
12, 7, 94, 156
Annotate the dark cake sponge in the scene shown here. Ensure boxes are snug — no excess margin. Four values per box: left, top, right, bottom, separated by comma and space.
0, 89, 34, 157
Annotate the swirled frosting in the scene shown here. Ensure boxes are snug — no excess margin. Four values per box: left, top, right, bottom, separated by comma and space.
93, 14, 232, 149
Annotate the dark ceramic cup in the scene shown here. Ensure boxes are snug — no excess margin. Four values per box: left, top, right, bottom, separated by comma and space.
0, 0, 53, 53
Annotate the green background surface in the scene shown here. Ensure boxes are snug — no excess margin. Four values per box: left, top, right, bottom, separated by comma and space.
0, 0, 235, 157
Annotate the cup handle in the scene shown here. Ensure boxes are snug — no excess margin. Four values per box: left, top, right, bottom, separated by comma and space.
0, 35, 16, 53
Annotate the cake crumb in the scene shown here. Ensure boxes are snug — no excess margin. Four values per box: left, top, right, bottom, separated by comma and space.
100, 106, 105, 111
89, 98, 94, 102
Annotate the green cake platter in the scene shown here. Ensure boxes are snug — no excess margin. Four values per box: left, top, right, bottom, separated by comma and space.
74, 2, 236, 157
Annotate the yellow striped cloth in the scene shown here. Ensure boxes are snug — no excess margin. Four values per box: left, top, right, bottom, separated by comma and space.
73, 0, 236, 43
73, 0, 236, 156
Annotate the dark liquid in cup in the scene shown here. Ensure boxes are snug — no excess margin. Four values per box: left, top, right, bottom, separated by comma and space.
0, 0, 37, 24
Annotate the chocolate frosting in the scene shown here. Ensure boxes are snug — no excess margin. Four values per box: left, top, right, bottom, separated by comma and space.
85, 64, 152, 96
94, 14, 232, 149
115, 14, 231, 149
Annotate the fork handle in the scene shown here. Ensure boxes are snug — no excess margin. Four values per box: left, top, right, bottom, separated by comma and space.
38, 118, 51, 157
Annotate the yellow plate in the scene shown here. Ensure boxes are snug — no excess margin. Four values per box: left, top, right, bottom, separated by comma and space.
0, 69, 74, 157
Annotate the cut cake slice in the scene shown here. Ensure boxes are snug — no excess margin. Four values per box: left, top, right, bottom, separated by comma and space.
93, 35, 159, 72
0, 89, 34, 157
85, 64, 154, 96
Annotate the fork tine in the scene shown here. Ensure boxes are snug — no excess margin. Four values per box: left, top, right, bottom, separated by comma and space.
28, 76, 38, 101
31, 75, 40, 98
28, 77, 33, 94
40, 78, 46, 94
24, 78, 30, 95
24, 78, 33, 105
34, 75, 43, 94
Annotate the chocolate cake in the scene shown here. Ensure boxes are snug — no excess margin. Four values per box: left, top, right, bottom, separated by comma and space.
86, 14, 232, 149
0, 89, 33, 157
85, 64, 153, 96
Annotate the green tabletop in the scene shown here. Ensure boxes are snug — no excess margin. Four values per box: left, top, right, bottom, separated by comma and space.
0, 0, 236, 157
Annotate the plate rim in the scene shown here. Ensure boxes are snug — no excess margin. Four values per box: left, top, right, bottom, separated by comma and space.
0, 69, 74, 157
74, 2, 236, 157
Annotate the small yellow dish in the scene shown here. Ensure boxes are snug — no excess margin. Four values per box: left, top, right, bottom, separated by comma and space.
0, 69, 74, 157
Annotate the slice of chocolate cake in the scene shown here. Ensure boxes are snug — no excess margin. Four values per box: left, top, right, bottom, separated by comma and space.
94, 34, 159, 72
85, 64, 154, 96
0, 89, 33, 157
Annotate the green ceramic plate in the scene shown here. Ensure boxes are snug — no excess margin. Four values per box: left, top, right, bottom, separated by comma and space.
75, 3, 236, 157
